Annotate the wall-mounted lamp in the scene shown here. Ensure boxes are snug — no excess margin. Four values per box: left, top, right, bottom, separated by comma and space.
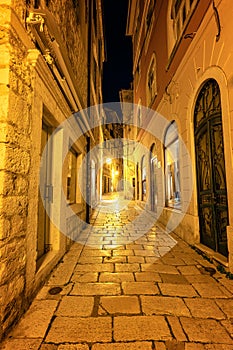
213, 1, 221, 41
43, 49, 54, 65
26, 12, 45, 32
106, 158, 112, 164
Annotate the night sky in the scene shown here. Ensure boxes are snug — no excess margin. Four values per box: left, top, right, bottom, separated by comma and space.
102, 0, 133, 103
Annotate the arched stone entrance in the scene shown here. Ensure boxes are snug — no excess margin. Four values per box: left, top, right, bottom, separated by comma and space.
194, 79, 229, 257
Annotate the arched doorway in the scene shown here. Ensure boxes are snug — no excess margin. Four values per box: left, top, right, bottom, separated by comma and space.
150, 143, 157, 212
164, 121, 181, 209
141, 155, 146, 201
194, 79, 229, 257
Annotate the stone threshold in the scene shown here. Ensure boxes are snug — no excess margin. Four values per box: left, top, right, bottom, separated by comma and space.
194, 243, 229, 269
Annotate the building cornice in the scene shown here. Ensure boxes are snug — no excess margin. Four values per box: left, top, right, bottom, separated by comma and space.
26, 7, 95, 141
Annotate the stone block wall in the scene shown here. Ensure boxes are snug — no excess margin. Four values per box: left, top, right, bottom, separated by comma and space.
47, 0, 88, 107
0, 0, 92, 340
0, 1, 34, 338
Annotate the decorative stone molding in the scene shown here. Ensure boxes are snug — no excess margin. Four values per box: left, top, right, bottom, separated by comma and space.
27, 48, 40, 67
165, 80, 180, 104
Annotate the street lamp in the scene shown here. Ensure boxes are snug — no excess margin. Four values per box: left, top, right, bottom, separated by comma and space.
106, 158, 112, 164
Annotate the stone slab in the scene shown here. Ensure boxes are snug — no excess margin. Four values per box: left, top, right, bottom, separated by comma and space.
128, 256, 145, 263
216, 299, 233, 318
158, 283, 198, 297
92, 342, 153, 349
71, 282, 121, 295
113, 250, 134, 256
192, 283, 232, 298
115, 263, 140, 272
114, 316, 172, 341
78, 256, 103, 264
159, 273, 189, 284
71, 272, 99, 283
167, 316, 187, 341
46, 317, 112, 343
10, 300, 58, 338
177, 266, 201, 275
0, 338, 42, 350
99, 296, 140, 315
141, 264, 179, 274
184, 298, 225, 319
74, 263, 114, 273
180, 317, 233, 343
141, 296, 190, 316
204, 345, 233, 350
122, 282, 159, 295
39, 345, 57, 350
47, 257, 78, 286
55, 296, 94, 317
57, 345, 89, 350
135, 272, 161, 282
184, 344, 204, 350
99, 272, 134, 282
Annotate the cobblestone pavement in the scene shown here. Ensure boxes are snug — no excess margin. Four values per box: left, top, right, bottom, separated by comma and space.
2, 196, 233, 350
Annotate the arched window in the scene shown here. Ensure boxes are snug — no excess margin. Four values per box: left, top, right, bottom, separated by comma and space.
167, 0, 198, 55
145, 0, 155, 52
146, 0, 155, 32
134, 60, 141, 91
164, 121, 181, 209
146, 53, 157, 106
136, 100, 142, 130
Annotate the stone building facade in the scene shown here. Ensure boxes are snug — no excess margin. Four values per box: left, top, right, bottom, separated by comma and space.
127, 0, 233, 271
0, 0, 105, 339
119, 89, 136, 199
102, 109, 123, 195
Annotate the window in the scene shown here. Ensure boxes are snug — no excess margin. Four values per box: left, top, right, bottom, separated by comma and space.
164, 121, 181, 209
72, 0, 79, 7
146, 54, 157, 106
134, 5, 141, 47
34, 0, 40, 8
146, 0, 155, 33
136, 100, 142, 130
145, 0, 155, 52
134, 60, 141, 91
92, 58, 98, 92
93, 0, 97, 36
67, 149, 77, 204
72, 0, 80, 22
171, 0, 198, 42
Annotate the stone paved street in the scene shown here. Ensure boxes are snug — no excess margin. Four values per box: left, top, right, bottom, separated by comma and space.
1, 196, 233, 349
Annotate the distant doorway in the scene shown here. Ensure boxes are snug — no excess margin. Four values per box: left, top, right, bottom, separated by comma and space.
150, 144, 157, 212
141, 156, 146, 201
136, 163, 139, 200
194, 79, 229, 257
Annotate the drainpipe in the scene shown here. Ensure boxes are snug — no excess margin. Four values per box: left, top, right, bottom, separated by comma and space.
86, 0, 92, 223
86, 136, 91, 223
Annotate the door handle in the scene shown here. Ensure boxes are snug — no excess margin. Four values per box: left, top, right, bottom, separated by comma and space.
44, 184, 53, 203
212, 193, 217, 204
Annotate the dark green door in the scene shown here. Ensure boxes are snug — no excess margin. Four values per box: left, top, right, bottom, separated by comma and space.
194, 79, 229, 257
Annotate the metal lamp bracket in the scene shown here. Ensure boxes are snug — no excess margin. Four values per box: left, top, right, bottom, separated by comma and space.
26, 12, 45, 32
213, 1, 221, 41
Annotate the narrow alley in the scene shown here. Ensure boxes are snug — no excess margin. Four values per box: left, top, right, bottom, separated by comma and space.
1, 195, 233, 350
2, 0, 233, 349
